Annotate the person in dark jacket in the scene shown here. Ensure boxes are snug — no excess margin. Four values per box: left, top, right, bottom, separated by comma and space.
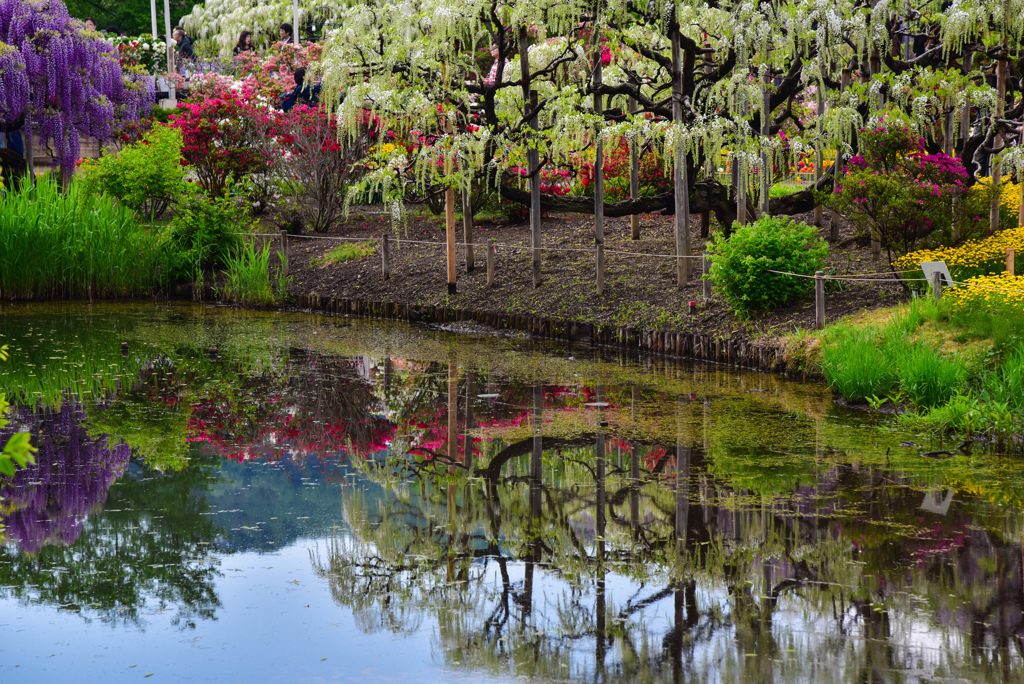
280, 67, 321, 112
173, 28, 197, 61
279, 23, 294, 44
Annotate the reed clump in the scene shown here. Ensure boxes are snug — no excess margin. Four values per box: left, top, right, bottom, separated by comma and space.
0, 176, 166, 299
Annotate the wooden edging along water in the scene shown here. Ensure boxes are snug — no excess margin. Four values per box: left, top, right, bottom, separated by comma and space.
280, 292, 800, 376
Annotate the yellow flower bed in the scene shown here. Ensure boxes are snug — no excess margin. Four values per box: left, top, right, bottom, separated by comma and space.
893, 225, 1024, 276
974, 176, 1022, 219
944, 273, 1024, 313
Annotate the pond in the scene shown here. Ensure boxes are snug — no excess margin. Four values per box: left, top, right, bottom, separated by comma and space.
0, 302, 1022, 683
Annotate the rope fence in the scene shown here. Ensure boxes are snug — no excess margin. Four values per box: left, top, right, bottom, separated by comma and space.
230, 230, 1019, 331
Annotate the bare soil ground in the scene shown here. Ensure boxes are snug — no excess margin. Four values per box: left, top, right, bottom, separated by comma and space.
271, 206, 907, 341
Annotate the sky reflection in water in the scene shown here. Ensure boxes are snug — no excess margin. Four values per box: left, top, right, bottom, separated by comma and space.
0, 302, 1022, 683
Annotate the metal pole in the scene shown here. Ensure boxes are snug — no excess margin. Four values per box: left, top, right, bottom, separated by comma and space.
293, 0, 300, 44
672, 28, 690, 287
151, 0, 158, 37
163, 0, 176, 102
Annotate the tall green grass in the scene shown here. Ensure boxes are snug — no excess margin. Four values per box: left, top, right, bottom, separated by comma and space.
820, 327, 897, 402
221, 240, 284, 306
0, 176, 166, 299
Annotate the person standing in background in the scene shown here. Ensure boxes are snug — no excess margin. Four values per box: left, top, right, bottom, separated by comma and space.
279, 23, 294, 44
173, 27, 197, 61
233, 30, 255, 57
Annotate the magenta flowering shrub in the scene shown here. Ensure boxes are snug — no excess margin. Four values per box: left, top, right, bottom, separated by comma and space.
825, 122, 985, 258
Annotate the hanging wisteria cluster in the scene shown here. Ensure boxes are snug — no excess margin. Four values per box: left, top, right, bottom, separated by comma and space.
0, 42, 28, 130
0, 0, 151, 177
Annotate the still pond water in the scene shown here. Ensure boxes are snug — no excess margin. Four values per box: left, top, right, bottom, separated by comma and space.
0, 303, 1022, 683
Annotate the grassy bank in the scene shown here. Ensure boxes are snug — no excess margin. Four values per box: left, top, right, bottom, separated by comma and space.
785, 296, 1024, 450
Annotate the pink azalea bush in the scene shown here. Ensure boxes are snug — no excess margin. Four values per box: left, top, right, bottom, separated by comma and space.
825, 121, 989, 258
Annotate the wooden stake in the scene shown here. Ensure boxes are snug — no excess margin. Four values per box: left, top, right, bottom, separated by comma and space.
815, 271, 825, 330
1008, 248, 1016, 275
462, 187, 474, 272
445, 113, 456, 295
279, 229, 289, 277
628, 96, 640, 240
486, 241, 495, 287
381, 233, 390, 280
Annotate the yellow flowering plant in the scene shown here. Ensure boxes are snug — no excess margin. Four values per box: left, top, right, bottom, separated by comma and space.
894, 225, 1024, 280
944, 273, 1024, 314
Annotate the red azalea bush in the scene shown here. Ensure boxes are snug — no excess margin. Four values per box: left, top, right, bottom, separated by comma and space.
579, 138, 669, 202
168, 95, 279, 198
278, 105, 364, 233
825, 120, 985, 257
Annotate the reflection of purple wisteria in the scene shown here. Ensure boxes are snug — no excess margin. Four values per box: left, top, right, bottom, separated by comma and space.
0, 401, 128, 553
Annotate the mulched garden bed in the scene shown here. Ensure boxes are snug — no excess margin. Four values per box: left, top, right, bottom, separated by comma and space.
272, 206, 907, 342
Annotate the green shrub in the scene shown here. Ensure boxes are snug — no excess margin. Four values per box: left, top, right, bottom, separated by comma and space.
706, 216, 828, 317
78, 125, 186, 220
166, 190, 247, 281
221, 240, 284, 306
820, 327, 897, 402
0, 175, 167, 299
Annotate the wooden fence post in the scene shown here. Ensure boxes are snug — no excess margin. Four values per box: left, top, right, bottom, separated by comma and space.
815, 271, 825, 330
462, 187, 474, 273
931, 270, 943, 301
381, 234, 390, 280
279, 230, 289, 277
487, 242, 496, 287
1008, 248, 1016, 275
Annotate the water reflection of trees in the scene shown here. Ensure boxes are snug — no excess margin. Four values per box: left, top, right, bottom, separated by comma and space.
0, 400, 223, 627
311, 372, 1024, 683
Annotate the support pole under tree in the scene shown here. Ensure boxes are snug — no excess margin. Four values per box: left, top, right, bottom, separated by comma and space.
381, 233, 390, 280
150, 0, 158, 38
628, 96, 640, 240
520, 28, 542, 288
445, 112, 456, 295
671, 28, 690, 287
830, 68, 852, 243
991, 46, 1008, 233
813, 66, 825, 227
462, 187, 474, 272
815, 271, 825, 330
293, 0, 300, 44
760, 65, 770, 218
593, 35, 606, 295
958, 52, 973, 156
